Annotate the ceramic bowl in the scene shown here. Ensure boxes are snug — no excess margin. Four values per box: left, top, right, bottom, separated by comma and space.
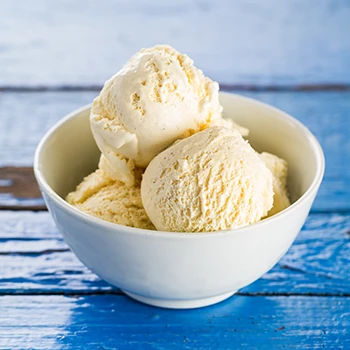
34, 92, 324, 309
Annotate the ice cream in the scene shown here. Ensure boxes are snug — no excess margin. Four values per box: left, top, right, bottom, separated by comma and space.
66, 169, 155, 230
90, 45, 248, 186
141, 126, 274, 232
260, 152, 290, 217
66, 44, 290, 233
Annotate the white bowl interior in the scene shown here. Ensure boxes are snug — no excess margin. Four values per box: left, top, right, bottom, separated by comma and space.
38, 93, 319, 205
38, 107, 100, 198
221, 93, 318, 204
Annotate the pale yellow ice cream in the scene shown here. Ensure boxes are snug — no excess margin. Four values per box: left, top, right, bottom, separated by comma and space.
90, 45, 248, 186
66, 169, 155, 230
141, 126, 274, 232
260, 152, 290, 217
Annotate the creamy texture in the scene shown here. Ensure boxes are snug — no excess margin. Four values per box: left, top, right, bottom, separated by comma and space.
141, 126, 273, 232
260, 152, 290, 217
90, 45, 248, 186
66, 169, 155, 230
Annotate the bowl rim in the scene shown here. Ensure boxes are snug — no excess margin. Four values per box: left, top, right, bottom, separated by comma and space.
34, 92, 325, 239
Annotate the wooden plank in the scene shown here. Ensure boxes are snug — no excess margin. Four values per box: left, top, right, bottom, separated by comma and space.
0, 167, 45, 210
0, 211, 60, 240
0, 0, 350, 86
0, 251, 110, 294
0, 91, 97, 167
0, 295, 349, 349
1, 91, 349, 210
0, 211, 349, 295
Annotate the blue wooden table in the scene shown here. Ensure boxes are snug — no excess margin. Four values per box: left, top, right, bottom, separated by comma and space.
1, 1, 349, 348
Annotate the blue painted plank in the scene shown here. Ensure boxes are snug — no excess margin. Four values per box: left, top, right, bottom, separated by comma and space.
0, 295, 349, 349
0, 91, 349, 210
0, 0, 349, 86
0, 92, 97, 167
0, 211, 349, 295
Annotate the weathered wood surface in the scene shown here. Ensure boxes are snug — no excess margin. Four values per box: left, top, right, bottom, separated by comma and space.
1, 0, 350, 86
1, 2, 348, 347
0, 167, 44, 210
1, 91, 349, 211
1, 211, 349, 295
0, 92, 97, 166
0, 295, 349, 349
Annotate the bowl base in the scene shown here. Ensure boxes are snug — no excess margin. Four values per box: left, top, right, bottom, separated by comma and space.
122, 290, 236, 309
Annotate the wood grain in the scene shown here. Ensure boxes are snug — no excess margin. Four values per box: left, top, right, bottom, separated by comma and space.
0, 295, 349, 349
0, 2, 348, 346
0, 167, 45, 210
1, 211, 349, 295
0, 91, 349, 211
0, 0, 349, 86
0, 91, 97, 167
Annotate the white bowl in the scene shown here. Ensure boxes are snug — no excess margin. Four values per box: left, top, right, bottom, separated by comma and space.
34, 92, 324, 309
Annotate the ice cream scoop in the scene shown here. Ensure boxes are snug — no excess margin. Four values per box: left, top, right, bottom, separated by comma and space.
260, 152, 290, 217
90, 45, 247, 186
141, 126, 273, 232
66, 169, 155, 230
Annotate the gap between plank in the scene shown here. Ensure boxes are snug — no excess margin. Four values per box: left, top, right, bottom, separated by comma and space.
1, 84, 350, 92
0, 290, 349, 297
0, 248, 70, 256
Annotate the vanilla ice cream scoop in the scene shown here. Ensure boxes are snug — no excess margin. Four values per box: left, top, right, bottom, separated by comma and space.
141, 126, 273, 232
260, 152, 290, 217
66, 169, 155, 230
90, 45, 248, 186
